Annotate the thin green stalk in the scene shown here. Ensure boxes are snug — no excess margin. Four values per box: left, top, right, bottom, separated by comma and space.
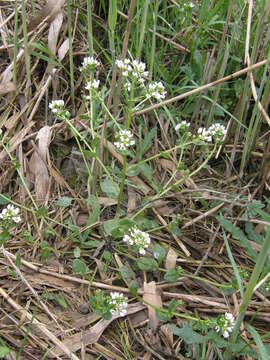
137, 0, 150, 59
74, 133, 93, 186
87, 0, 94, 56
61, 116, 112, 179
149, 1, 160, 80
31, 0, 36, 15
132, 145, 217, 219
2, 143, 38, 210
116, 154, 127, 216
13, 0, 19, 84
67, 0, 75, 109
224, 228, 270, 359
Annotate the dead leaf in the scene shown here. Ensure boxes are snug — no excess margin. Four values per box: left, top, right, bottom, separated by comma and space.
143, 282, 162, 332
53, 303, 145, 356
127, 187, 137, 213
58, 38, 69, 61
48, 11, 63, 55
0, 81, 16, 95
28, 0, 66, 31
29, 126, 52, 205
165, 248, 178, 269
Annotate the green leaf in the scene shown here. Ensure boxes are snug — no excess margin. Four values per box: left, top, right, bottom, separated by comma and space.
56, 294, 68, 309
153, 243, 166, 263
137, 258, 159, 271
155, 308, 171, 322
100, 179, 120, 199
170, 324, 205, 344
139, 163, 152, 181
104, 219, 119, 236
15, 251, 21, 269
87, 195, 100, 226
164, 267, 182, 282
82, 240, 101, 248
108, 0, 117, 32
74, 247, 81, 258
56, 196, 73, 207
0, 195, 10, 205
222, 229, 244, 297
36, 206, 48, 218
0, 229, 10, 246
246, 324, 268, 360
129, 280, 139, 296
139, 127, 156, 159
126, 165, 141, 177
120, 265, 135, 282
72, 259, 87, 275
0, 345, 10, 358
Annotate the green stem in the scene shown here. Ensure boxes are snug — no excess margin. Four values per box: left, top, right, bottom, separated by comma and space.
61, 116, 112, 180
116, 153, 127, 217
224, 228, 270, 359
132, 145, 217, 219
87, 0, 94, 56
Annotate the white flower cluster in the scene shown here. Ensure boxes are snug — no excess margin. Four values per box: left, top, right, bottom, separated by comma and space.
85, 79, 100, 91
197, 123, 226, 143
109, 292, 128, 317
215, 312, 235, 339
80, 56, 100, 72
175, 120, 191, 132
116, 59, 148, 81
0, 205, 21, 224
114, 130, 135, 151
208, 123, 227, 141
49, 100, 64, 114
123, 226, 151, 255
49, 100, 70, 119
147, 81, 167, 101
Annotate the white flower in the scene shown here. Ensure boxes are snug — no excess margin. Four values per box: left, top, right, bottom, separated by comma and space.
0, 128, 2, 137
175, 120, 191, 132
123, 226, 151, 255
197, 123, 226, 143
109, 292, 128, 317
208, 123, 227, 141
197, 127, 212, 142
0, 205, 21, 224
131, 60, 149, 79
49, 100, 64, 113
215, 312, 235, 339
80, 56, 100, 72
85, 79, 100, 90
124, 80, 131, 92
148, 81, 167, 101
115, 59, 132, 77
114, 129, 135, 151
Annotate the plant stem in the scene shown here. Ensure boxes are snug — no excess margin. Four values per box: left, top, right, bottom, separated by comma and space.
132, 145, 217, 219
116, 153, 127, 217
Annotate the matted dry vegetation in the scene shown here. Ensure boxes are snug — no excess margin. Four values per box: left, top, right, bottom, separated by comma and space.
0, 1, 270, 359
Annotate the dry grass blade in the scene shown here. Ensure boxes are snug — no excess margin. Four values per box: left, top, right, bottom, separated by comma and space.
165, 248, 178, 270
0, 81, 16, 95
0, 286, 80, 360
29, 126, 52, 205
28, 0, 66, 31
54, 303, 145, 356
143, 281, 162, 332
